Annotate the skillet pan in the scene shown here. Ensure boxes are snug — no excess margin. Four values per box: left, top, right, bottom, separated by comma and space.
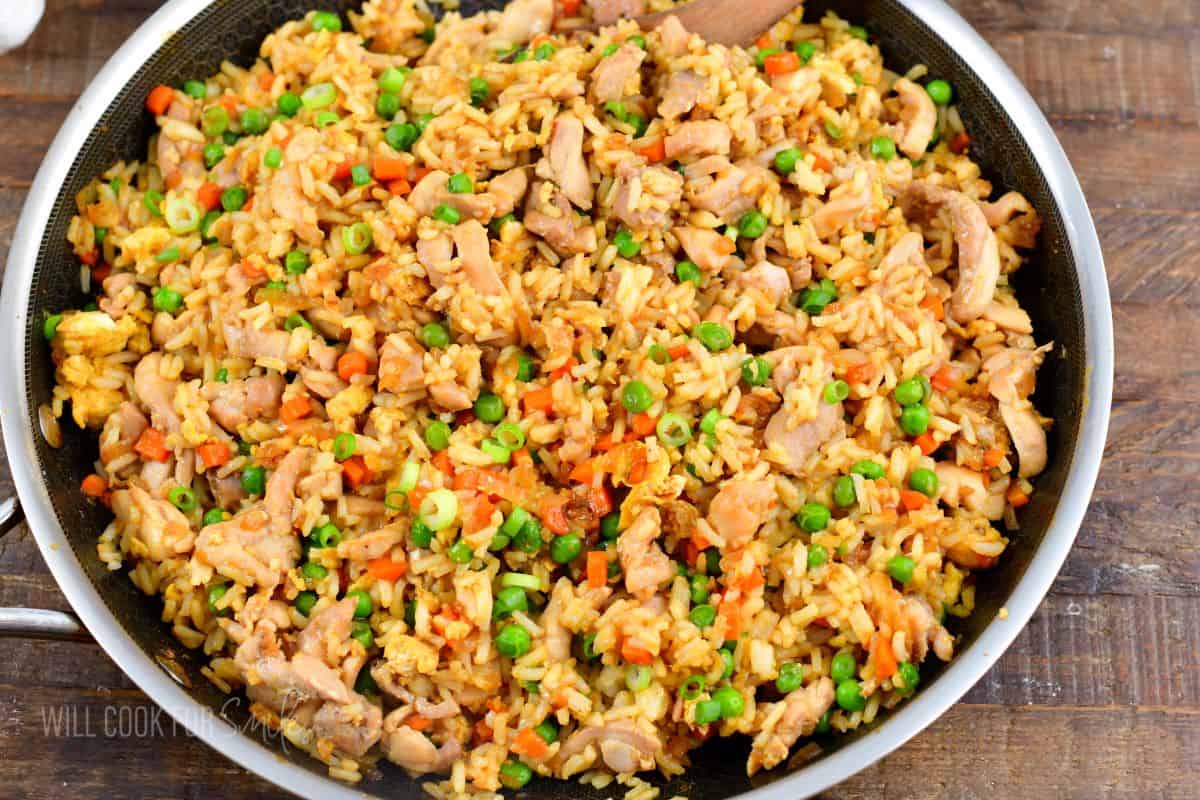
0, 1, 1113, 797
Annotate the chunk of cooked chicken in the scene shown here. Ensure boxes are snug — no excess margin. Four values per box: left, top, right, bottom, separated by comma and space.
617, 508, 674, 600
893, 78, 937, 158
707, 479, 776, 549
746, 677, 834, 775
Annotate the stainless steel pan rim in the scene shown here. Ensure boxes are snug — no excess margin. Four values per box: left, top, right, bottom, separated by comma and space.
0, 0, 1113, 797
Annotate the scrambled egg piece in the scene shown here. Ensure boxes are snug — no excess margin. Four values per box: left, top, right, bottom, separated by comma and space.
52, 311, 145, 428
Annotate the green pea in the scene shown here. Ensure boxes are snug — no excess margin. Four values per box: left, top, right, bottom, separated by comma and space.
295, 590, 317, 616
351, 620, 374, 650
263, 147, 283, 169
418, 321, 450, 349
241, 465, 265, 495
285, 249, 309, 275
534, 42, 556, 60
824, 120, 843, 140
621, 380, 653, 414
496, 623, 532, 658
689, 604, 716, 628
895, 661, 920, 694
900, 404, 931, 436
830, 651, 857, 683
776, 662, 803, 694
894, 377, 926, 407
823, 380, 850, 404
384, 122, 419, 152
836, 679, 867, 711
807, 543, 829, 569
473, 392, 505, 423
694, 321, 733, 352
202, 508, 226, 526
674, 260, 702, 284
689, 574, 710, 605
550, 533, 583, 564
206, 583, 230, 616
468, 76, 489, 107
410, 519, 434, 548
773, 147, 803, 175
220, 186, 248, 212
350, 164, 371, 186
302, 561, 328, 582
203, 142, 225, 169
493, 585, 529, 619
720, 648, 735, 680
600, 512, 621, 542
832, 476, 857, 508
612, 227, 640, 258
433, 203, 461, 225
310, 10, 343, 32
202, 106, 229, 136
448, 539, 473, 564
887, 555, 916, 585
378, 66, 409, 94
152, 287, 183, 314
534, 718, 559, 744
795, 40, 816, 64
712, 686, 745, 718
925, 79, 953, 106
276, 92, 302, 117
755, 47, 782, 68
447, 172, 474, 194
796, 502, 831, 532
345, 589, 372, 618
870, 135, 896, 161
816, 710, 832, 734
499, 760, 532, 789
851, 460, 885, 480
741, 356, 772, 387
737, 210, 768, 239
909, 468, 938, 497
239, 107, 268, 135
514, 519, 544, 554
424, 420, 452, 451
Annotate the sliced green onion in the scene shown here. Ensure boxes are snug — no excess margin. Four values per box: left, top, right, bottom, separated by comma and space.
167, 486, 197, 512
494, 421, 525, 451
143, 189, 164, 217
202, 106, 229, 137
301, 82, 337, 110
342, 222, 373, 254
384, 490, 408, 511
500, 572, 541, 590
699, 409, 723, 435
501, 507, 532, 537
480, 438, 511, 464
333, 432, 357, 461
655, 412, 692, 447
625, 664, 652, 692
164, 196, 202, 234
397, 460, 420, 493
680, 675, 707, 700
419, 488, 458, 531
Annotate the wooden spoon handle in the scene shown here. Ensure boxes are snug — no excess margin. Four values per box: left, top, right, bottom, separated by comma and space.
632, 0, 801, 47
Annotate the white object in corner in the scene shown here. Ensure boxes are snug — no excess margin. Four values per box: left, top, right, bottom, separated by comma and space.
0, 0, 45, 54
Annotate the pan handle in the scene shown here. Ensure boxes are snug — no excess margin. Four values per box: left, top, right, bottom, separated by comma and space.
0, 494, 91, 641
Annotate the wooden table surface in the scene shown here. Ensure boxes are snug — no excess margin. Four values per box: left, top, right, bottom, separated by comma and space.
0, 1, 1196, 798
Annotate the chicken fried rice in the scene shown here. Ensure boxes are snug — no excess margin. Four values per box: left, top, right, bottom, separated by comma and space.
48, 0, 1051, 795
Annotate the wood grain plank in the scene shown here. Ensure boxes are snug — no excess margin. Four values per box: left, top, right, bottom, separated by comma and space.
953, 0, 1200, 37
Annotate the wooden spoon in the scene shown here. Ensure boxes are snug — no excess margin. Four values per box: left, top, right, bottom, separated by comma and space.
572, 0, 802, 47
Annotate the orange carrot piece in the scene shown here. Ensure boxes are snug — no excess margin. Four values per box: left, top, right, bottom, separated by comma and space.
949, 132, 971, 154
257, 71, 274, 91
586, 550, 607, 588
91, 263, 112, 284
512, 727, 550, 759
278, 396, 312, 424
569, 458, 597, 484
589, 484, 613, 517
197, 181, 223, 212
145, 85, 175, 116
930, 365, 956, 393
197, 441, 232, 469
523, 387, 554, 414
549, 356, 578, 381
387, 177, 412, 196
1006, 483, 1030, 508
560, 0, 583, 15
540, 495, 569, 535
134, 428, 169, 462
913, 432, 938, 456
367, 554, 409, 582
755, 32, 773, 50
621, 641, 654, 665
872, 633, 898, 680
80, 474, 108, 498
594, 431, 618, 452
982, 448, 1004, 468
342, 456, 371, 488
337, 350, 370, 381
511, 448, 533, 468
812, 154, 833, 172
431, 450, 454, 476
630, 412, 657, 438
899, 489, 929, 512
763, 51, 801, 77
333, 160, 354, 181
78, 248, 98, 266
404, 714, 432, 732
240, 259, 266, 280
844, 361, 873, 384
372, 157, 408, 182
634, 137, 666, 163
919, 293, 945, 321
667, 344, 691, 361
